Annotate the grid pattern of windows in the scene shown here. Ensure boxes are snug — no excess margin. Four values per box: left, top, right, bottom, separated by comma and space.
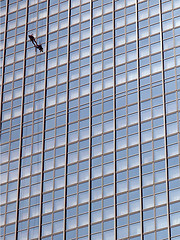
1, 0, 180, 240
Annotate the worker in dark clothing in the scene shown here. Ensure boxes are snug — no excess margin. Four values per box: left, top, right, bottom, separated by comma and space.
29, 34, 43, 52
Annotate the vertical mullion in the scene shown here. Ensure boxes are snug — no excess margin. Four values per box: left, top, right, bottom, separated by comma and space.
39, 0, 50, 238
135, 1, 143, 239
88, 0, 92, 239
158, 1, 171, 239
0, 0, 9, 129
15, 0, 29, 238
63, 0, 71, 239
172, 1, 180, 174
112, 0, 117, 239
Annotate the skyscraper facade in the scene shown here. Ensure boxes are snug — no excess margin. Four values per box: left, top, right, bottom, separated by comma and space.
1, 0, 180, 239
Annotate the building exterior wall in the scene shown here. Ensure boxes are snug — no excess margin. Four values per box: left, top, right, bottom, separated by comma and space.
0, 0, 180, 239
